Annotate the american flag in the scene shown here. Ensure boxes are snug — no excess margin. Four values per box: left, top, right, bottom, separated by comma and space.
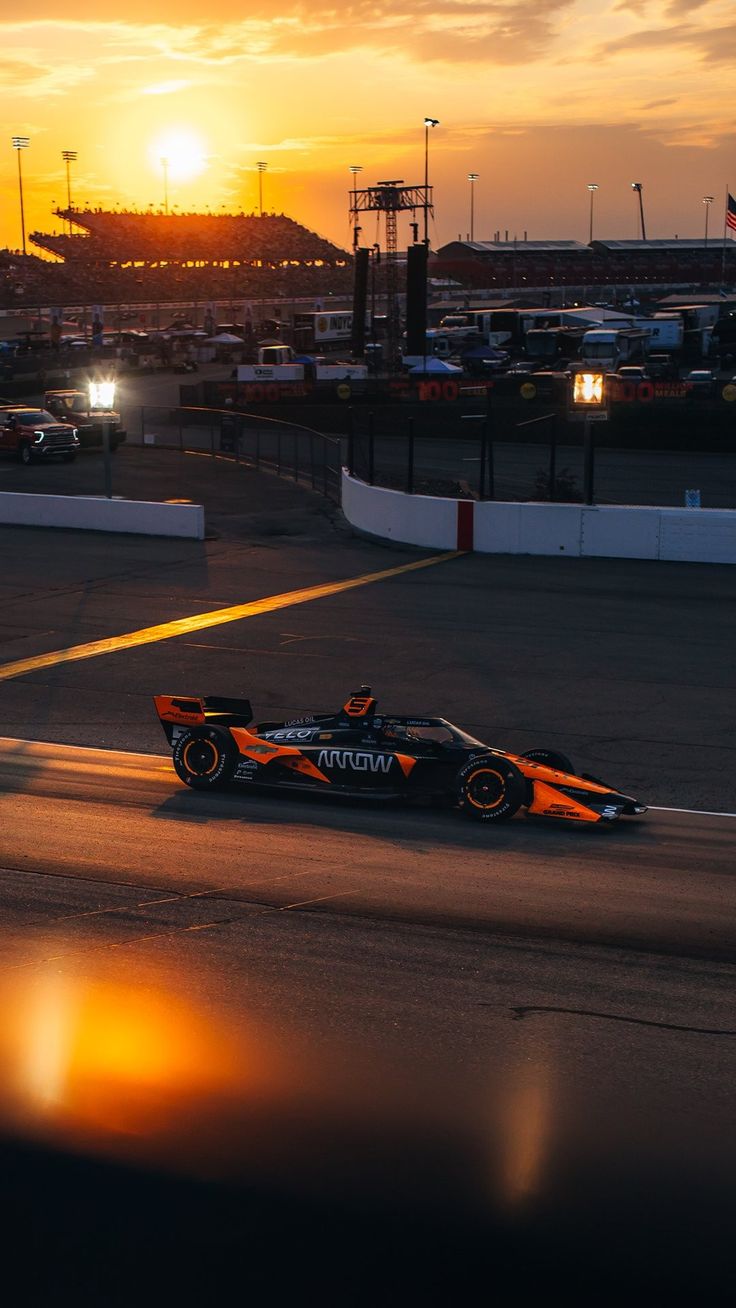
727, 192, 736, 233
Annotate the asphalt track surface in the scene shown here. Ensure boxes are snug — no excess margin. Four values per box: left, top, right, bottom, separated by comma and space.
0, 407, 734, 1291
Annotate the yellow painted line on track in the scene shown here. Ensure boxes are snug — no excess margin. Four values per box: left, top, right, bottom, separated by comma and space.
0, 550, 462, 683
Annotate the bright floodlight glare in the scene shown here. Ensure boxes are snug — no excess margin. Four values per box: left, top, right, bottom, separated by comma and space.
89, 380, 116, 410
424, 117, 440, 127
573, 372, 604, 405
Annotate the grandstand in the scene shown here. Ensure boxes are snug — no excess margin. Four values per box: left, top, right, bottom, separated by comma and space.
433, 238, 735, 291
0, 210, 352, 310
33, 209, 350, 268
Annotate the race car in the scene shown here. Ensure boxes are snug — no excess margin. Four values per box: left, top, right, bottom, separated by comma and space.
154, 686, 646, 825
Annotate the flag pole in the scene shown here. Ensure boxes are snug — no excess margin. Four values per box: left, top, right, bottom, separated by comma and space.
721, 182, 729, 290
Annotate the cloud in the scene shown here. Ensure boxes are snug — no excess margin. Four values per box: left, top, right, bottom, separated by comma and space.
664, 0, 711, 14
599, 18, 736, 64
695, 23, 736, 63
0, 3, 581, 68
0, 53, 94, 97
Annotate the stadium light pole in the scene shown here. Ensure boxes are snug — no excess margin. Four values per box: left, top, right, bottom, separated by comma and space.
423, 117, 439, 246
161, 157, 169, 214
349, 165, 363, 249
11, 136, 30, 256
257, 161, 267, 217
62, 150, 77, 236
468, 173, 479, 241
631, 182, 646, 240
587, 183, 598, 244
703, 195, 714, 247
89, 380, 116, 499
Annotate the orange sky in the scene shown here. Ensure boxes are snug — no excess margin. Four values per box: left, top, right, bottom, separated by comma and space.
1, 3, 735, 255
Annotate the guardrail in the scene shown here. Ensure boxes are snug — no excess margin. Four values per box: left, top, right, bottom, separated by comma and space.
134, 406, 342, 503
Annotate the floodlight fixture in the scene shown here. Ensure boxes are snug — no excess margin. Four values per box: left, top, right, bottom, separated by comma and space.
572, 371, 605, 407
89, 379, 116, 410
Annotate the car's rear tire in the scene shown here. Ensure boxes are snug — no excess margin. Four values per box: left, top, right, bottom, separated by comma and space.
173, 727, 237, 790
456, 755, 525, 822
521, 748, 574, 775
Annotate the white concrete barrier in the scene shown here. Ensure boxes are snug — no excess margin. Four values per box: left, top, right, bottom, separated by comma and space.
0, 491, 205, 539
341, 473, 457, 550
341, 471, 736, 564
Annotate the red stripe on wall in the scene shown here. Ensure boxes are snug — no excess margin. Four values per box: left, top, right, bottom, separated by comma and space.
457, 500, 474, 550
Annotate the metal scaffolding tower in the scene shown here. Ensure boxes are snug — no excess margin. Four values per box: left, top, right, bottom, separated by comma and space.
349, 181, 431, 365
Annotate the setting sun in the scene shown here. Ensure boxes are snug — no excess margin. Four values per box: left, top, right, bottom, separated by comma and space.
149, 129, 207, 184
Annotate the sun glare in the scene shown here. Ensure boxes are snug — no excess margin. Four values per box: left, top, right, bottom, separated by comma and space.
149, 129, 207, 182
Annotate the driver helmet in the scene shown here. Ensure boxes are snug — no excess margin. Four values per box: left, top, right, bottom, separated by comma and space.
382, 722, 413, 741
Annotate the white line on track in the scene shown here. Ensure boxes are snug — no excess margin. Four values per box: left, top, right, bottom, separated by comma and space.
0, 736, 163, 761
648, 805, 736, 819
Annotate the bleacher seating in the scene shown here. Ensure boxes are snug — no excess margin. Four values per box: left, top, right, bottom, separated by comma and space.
1, 210, 352, 309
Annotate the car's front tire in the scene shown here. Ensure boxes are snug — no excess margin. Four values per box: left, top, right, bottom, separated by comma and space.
173, 727, 237, 790
520, 748, 574, 775
456, 755, 525, 822
18, 443, 33, 466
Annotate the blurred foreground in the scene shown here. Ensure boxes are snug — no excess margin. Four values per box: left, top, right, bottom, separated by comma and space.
0, 955, 733, 1303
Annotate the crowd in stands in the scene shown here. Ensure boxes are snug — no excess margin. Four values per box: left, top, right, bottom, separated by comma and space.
0, 210, 352, 311
33, 209, 349, 268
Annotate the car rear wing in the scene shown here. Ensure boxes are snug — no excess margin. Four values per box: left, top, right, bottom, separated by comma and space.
154, 694, 253, 742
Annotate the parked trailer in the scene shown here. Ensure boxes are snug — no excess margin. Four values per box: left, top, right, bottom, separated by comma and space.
581, 328, 650, 368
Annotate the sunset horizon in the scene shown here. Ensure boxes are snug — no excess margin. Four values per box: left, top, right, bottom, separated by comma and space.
2, 4, 735, 256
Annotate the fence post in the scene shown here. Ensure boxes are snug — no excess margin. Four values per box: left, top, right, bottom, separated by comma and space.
178, 409, 183, 451
478, 427, 487, 500
347, 407, 355, 476
210, 423, 215, 457
406, 417, 415, 494
583, 415, 595, 505
548, 414, 558, 501
368, 411, 375, 486
140, 406, 145, 445
277, 428, 281, 476
310, 433, 316, 489
293, 430, 299, 483
484, 388, 495, 500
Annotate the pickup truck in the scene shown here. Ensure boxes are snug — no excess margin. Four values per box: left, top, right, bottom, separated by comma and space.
0, 406, 80, 464
44, 389, 126, 449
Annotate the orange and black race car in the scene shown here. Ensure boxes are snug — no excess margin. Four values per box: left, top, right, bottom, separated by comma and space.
154, 686, 647, 825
